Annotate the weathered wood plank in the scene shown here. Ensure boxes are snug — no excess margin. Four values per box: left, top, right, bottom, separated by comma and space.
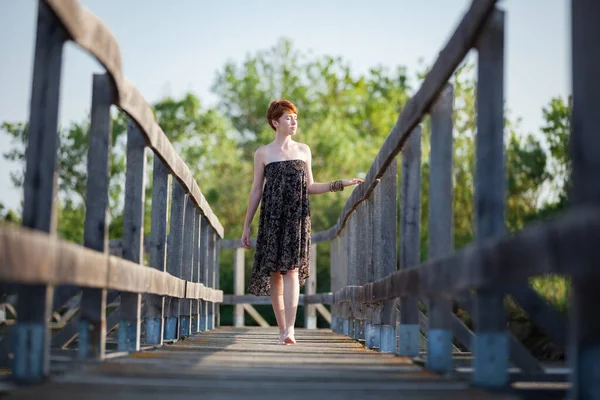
568, 0, 600, 397
179, 196, 195, 338
242, 305, 270, 328
397, 126, 422, 356
207, 228, 217, 330
222, 294, 331, 306
79, 73, 114, 360
506, 286, 565, 351
13, 1, 67, 383
199, 216, 209, 331
315, 304, 332, 324
5, 328, 532, 399
233, 248, 245, 327
369, 158, 397, 349
418, 311, 462, 354
191, 209, 201, 333
118, 119, 147, 352
165, 181, 186, 340
426, 83, 454, 373
472, 8, 507, 388
145, 157, 169, 345
215, 238, 221, 327
304, 244, 318, 329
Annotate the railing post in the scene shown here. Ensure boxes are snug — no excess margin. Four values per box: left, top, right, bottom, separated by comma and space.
233, 247, 245, 327
397, 126, 422, 357
346, 219, 356, 338
191, 209, 201, 333
207, 228, 216, 330
215, 237, 221, 328
164, 180, 186, 340
117, 119, 147, 352
329, 236, 341, 333
340, 228, 351, 337
355, 203, 369, 341
304, 244, 318, 329
569, 0, 600, 398
179, 196, 195, 338
473, 8, 508, 388
199, 217, 209, 331
368, 159, 398, 350
79, 73, 114, 359
14, 1, 67, 382
426, 83, 454, 373
145, 157, 169, 345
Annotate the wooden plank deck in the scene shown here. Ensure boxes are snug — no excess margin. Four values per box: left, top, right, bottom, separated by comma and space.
2, 327, 523, 399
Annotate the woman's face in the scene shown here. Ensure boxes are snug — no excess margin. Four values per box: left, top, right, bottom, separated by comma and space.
275, 111, 298, 135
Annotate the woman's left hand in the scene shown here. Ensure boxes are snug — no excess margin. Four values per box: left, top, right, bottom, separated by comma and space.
342, 178, 364, 187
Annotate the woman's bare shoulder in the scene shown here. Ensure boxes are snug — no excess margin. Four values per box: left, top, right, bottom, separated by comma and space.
296, 142, 311, 156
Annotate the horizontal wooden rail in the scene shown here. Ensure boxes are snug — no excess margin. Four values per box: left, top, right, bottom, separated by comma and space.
222, 293, 333, 306
330, 206, 600, 305
0, 225, 223, 303
42, 0, 223, 237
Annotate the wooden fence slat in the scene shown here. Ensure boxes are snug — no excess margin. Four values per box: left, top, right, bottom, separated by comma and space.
164, 180, 186, 340
353, 205, 367, 340
13, 1, 67, 383
79, 73, 114, 360
233, 248, 245, 327
304, 244, 318, 329
207, 228, 216, 330
368, 159, 398, 350
199, 216, 209, 331
397, 126, 422, 356
242, 304, 270, 328
117, 119, 147, 352
145, 157, 169, 345
568, 0, 600, 397
330, 236, 341, 333
426, 83, 454, 373
346, 216, 356, 338
507, 286, 565, 350
191, 209, 201, 333
179, 196, 195, 338
472, 8, 508, 388
215, 237, 221, 328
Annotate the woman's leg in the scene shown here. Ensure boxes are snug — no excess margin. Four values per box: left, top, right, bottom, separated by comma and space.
270, 272, 286, 344
282, 269, 300, 344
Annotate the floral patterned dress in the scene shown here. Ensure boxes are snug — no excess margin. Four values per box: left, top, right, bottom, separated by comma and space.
248, 159, 311, 296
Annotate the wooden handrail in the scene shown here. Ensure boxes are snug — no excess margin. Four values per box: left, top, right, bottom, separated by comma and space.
0, 225, 223, 303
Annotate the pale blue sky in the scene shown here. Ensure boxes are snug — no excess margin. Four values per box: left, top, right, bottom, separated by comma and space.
0, 0, 570, 210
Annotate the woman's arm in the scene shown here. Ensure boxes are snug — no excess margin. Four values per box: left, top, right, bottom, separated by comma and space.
304, 145, 363, 195
241, 149, 265, 248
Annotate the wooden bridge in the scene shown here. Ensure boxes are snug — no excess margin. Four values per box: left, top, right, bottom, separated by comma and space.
1, 0, 598, 398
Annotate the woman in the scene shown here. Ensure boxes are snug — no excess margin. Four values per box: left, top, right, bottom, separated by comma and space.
241, 99, 363, 345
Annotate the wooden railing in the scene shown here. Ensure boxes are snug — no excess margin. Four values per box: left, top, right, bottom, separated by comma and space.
0, 0, 224, 383
225, 0, 600, 396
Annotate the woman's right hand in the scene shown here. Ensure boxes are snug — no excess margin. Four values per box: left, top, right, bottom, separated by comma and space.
241, 227, 252, 249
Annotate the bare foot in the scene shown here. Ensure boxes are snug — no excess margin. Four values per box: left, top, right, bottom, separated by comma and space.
283, 327, 296, 345
278, 331, 288, 345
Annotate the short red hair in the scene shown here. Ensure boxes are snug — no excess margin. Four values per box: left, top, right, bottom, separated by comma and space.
266, 99, 298, 131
